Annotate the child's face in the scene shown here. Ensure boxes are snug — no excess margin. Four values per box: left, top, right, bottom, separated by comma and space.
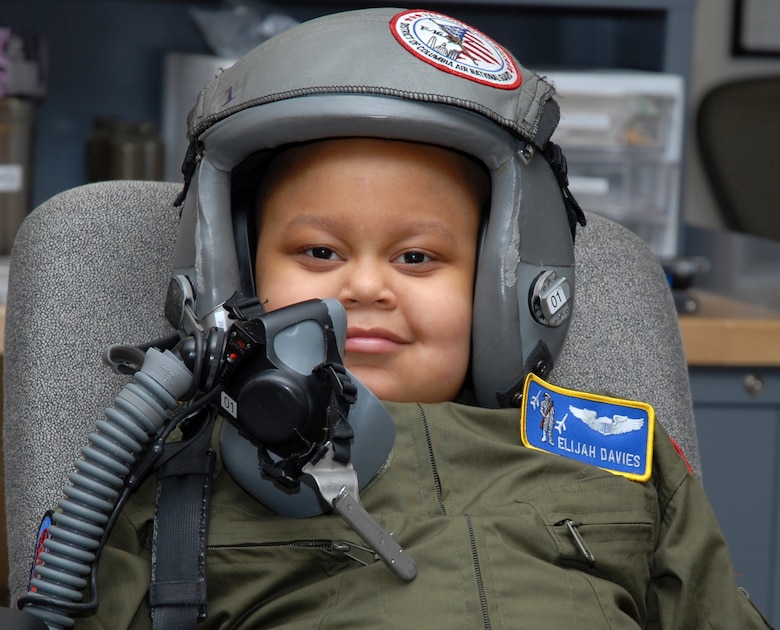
254, 138, 485, 403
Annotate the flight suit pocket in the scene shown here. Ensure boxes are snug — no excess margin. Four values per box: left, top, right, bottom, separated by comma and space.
549, 516, 655, 572
515, 473, 659, 625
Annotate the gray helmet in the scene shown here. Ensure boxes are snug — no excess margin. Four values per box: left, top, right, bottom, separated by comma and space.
168, 7, 584, 408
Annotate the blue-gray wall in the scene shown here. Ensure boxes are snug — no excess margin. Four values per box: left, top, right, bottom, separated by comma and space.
1, 0, 665, 209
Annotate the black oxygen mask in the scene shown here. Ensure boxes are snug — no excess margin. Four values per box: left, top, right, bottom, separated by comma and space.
215, 298, 396, 518
214, 297, 415, 580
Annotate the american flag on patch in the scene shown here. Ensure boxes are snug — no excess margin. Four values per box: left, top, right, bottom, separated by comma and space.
437, 21, 501, 67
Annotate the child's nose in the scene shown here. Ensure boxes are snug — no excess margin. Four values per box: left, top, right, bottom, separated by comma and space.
337, 259, 396, 308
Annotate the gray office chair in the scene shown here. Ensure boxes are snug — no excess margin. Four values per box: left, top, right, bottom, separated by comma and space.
697, 76, 780, 242
3, 180, 699, 605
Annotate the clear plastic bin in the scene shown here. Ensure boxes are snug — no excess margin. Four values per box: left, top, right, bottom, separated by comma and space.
544, 71, 685, 257
567, 155, 681, 256
545, 71, 684, 159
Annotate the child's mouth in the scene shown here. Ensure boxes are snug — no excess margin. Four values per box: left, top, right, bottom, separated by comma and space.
345, 327, 405, 354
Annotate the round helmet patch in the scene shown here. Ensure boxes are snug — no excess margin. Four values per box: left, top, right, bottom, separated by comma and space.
390, 10, 521, 90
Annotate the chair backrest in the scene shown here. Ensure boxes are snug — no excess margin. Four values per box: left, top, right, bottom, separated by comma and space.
3, 180, 699, 604
697, 76, 780, 242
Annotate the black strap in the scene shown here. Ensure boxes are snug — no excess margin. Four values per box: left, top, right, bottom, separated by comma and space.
150, 418, 216, 630
542, 141, 587, 240
317, 362, 357, 465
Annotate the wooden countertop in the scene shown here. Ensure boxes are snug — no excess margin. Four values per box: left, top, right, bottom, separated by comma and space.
679, 290, 780, 367
1, 294, 779, 366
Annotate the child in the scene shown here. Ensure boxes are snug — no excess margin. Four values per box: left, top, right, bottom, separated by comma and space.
22, 7, 770, 629
253, 138, 488, 404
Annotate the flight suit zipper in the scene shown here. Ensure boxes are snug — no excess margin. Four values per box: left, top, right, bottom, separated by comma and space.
208, 539, 378, 566
416, 404, 446, 516
465, 514, 492, 629
417, 406, 490, 627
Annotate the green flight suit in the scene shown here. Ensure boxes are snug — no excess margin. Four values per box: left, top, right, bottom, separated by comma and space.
81, 401, 769, 629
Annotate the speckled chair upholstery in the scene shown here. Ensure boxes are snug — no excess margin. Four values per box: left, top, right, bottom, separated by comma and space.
3, 180, 699, 604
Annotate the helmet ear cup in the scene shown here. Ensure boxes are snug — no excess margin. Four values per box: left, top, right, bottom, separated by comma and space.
231, 149, 277, 301
471, 153, 575, 408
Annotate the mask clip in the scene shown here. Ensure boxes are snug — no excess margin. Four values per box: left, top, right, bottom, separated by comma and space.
303, 443, 417, 581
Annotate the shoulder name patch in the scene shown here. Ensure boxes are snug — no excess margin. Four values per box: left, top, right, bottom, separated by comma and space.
520, 373, 655, 482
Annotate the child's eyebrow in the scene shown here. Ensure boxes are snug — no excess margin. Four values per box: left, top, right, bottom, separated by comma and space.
281, 214, 349, 233
281, 214, 459, 245
390, 219, 459, 246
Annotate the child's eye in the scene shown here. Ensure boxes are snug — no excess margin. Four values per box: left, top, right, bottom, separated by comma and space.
396, 251, 431, 265
305, 246, 339, 260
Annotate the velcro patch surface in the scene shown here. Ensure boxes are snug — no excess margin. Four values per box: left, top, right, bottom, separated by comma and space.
520, 374, 655, 482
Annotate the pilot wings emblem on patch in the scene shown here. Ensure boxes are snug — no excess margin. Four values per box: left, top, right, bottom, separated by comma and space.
520, 373, 655, 482
568, 406, 645, 436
